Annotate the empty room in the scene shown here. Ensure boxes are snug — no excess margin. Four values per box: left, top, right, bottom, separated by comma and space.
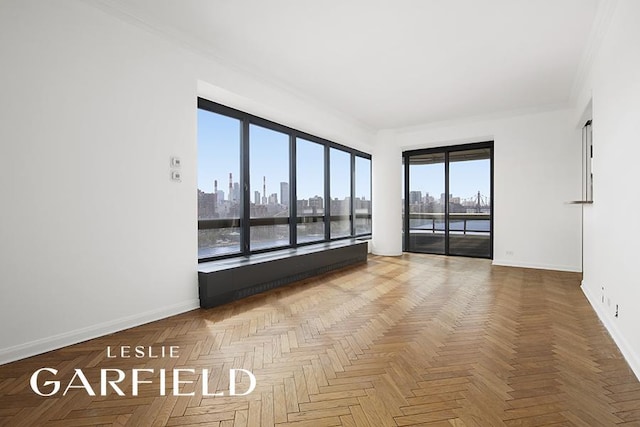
1, 0, 640, 425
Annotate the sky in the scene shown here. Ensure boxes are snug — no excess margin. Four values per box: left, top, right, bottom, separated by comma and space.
198, 109, 370, 201
198, 109, 240, 196
198, 108, 486, 203
409, 159, 490, 202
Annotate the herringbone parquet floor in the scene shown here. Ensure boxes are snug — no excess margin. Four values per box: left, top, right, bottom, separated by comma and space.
1, 254, 639, 426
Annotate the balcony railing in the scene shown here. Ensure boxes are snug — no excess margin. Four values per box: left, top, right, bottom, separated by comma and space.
408, 212, 491, 235
198, 214, 372, 230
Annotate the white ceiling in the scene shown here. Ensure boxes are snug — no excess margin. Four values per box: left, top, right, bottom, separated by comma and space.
99, 0, 599, 130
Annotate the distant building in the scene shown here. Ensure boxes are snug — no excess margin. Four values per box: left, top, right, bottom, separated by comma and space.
232, 182, 240, 202
254, 191, 260, 205
280, 182, 289, 206
309, 196, 323, 210
409, 191, 422, 205
197, 189, 217, 219
355, 197, 371, 211
250, 204, 268, 217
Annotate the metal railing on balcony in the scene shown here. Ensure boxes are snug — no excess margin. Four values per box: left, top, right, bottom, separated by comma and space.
408, 212, 491, 235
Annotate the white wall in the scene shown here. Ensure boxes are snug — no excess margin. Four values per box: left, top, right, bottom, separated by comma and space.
575, 0, 640, 379
0, 0, 372, 364
391, 109, 583, 272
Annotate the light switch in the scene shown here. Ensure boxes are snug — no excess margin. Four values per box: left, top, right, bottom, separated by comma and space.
171, 171, 182, 182
170, 157, 181, 168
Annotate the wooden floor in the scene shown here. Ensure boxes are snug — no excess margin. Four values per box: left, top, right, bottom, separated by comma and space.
1, 254, 639, 426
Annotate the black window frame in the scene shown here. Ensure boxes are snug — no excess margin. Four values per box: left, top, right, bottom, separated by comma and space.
197, 97, 372, 262
402, 141, 494, 259
353, 156, 373, 236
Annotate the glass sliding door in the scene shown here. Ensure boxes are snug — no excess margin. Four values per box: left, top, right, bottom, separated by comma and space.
448, 148, 492, 257
406, 152, 446, 254
404, 142, 493, 259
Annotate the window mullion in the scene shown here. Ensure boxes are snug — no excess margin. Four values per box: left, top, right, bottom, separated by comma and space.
350, 153, 356, 236
241, 119, 251, 255
324, 145, 331, 241
290, 134, 297, 247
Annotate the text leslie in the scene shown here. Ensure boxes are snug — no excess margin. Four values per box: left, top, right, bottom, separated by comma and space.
106, 345, 179, 359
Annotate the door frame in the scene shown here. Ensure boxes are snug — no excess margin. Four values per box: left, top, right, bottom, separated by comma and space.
403, 141, 494, 259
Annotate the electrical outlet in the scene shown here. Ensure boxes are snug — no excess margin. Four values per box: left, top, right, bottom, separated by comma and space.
506, 250, 514, 256
615, 304, 619, 318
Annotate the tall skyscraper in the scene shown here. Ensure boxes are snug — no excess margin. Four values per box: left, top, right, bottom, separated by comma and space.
233, 182, 240, 202
280, 182, 289, 206
254, 191, 260, 205
262, 176, 267, 205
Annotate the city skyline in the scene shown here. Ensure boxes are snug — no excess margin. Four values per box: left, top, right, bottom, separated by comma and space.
198, 176, 370, 204
408, 158, 491, 203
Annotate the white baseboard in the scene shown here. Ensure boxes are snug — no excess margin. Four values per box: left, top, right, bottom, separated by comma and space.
0, 299, 200, 366
492, 258, 582, 272
581, 282, 640, 381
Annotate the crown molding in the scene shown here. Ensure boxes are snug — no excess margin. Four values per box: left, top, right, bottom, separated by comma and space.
82, 0, 598, 138
82, 0, 376, 137
390, 102, 571, 135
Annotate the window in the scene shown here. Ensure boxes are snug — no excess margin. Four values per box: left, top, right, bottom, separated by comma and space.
354, 156, 372, 234
330, 148, 351, 238
296, 138, 325, 243
197, 109, 241, 258
249, 124, 290, 250
197, 98, 371, 261
582, 120, 593, 203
